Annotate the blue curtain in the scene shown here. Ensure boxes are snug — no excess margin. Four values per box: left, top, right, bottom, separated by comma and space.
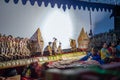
4, 0, 114, 12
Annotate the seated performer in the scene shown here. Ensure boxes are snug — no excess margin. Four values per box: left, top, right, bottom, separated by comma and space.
80, 47, 104, 64
108, 42, 116, 58
100, 42, 112, 63
22, 62, 42, 79
116, 41, 120, 57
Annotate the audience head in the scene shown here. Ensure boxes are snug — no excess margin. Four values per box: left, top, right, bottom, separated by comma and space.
91, 47, 98, 55
111, 42, 116, 47
103, 42, 108, 48
109, 42, 116, 47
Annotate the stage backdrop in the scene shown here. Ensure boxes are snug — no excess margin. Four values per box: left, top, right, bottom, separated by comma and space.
0, 0, 114, 49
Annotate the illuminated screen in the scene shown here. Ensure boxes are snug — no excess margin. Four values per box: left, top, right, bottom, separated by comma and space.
0, 1, 114, 49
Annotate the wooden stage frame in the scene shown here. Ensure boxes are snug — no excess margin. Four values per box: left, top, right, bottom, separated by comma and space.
0, 52, 86, 69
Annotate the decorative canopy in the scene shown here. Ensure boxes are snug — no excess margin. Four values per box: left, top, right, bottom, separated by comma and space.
4, 0, 114, 12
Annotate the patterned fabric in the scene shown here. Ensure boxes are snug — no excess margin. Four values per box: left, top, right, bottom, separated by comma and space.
80, 52, 104, 64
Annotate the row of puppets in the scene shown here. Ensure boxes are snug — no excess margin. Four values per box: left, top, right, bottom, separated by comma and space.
0, 28, 90, 61
0, 35, 31, 61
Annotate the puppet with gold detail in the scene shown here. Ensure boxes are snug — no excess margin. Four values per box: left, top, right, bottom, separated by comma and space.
70, 39, 77, 52
57, 42, 62, 54
77, 27, 90, 51
30, 28, 44, 55
52, 37, 57, 55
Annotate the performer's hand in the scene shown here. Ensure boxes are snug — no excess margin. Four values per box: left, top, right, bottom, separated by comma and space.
88, 56, 92, 61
